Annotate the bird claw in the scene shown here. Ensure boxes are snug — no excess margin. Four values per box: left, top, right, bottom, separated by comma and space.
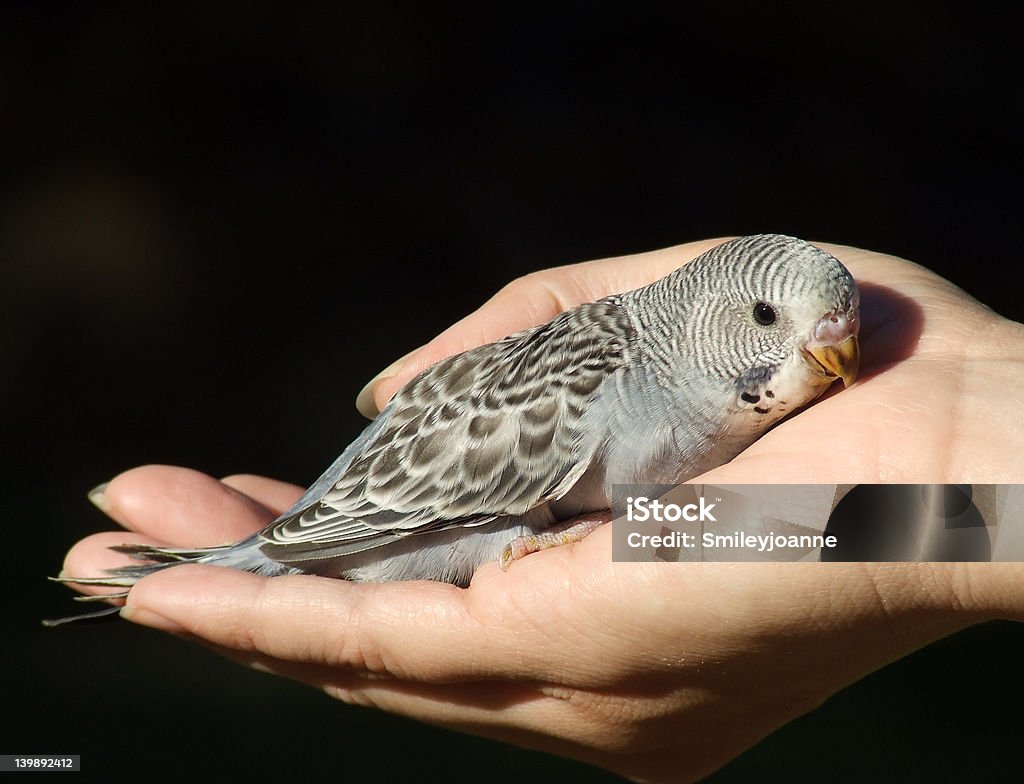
498, 510, 612, 571
499, 537, 536, 571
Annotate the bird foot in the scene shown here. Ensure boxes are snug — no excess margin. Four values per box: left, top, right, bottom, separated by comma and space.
499, 510, 612, 571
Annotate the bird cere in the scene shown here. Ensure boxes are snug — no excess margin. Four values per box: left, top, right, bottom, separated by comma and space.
50, 234, 859, 624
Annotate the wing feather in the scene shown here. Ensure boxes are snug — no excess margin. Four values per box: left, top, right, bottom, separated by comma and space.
259, 299, 633, 560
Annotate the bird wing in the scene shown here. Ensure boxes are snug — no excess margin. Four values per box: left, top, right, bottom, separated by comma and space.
258, 299, 634, 560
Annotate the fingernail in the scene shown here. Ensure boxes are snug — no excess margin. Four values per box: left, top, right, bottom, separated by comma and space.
87, 482, 111, 513
355, 350, 417, 419
120, 605, 184, 633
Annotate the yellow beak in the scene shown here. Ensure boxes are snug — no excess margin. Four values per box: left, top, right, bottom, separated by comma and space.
805, 335, 860, 387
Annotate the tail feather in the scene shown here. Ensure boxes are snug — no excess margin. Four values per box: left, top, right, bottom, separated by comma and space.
45, 536, 294, 627
74, 591, 130, 602
108, 543, 233, 564
43, 559, 176, 626
41, 605, 124, 627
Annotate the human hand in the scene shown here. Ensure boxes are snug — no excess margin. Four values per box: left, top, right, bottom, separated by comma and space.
62, 240, 1024, 783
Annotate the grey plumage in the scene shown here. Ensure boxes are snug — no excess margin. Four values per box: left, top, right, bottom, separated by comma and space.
53, 234, 860, 608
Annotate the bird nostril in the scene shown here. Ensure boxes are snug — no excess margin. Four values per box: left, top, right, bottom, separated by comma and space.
814, 311, 854, 343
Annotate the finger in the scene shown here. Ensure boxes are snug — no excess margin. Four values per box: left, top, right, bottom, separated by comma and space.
99, 465, 275, 545
126, 593, 653, 760
946, 562, 1024, 623
822, 242, 1006, 358
220, 474, 304, 516
121, 564, 575, 683
122, 567, 498, 678
199, 640, 564, 739
359, 239, 728, 417
190, 637, 640, 765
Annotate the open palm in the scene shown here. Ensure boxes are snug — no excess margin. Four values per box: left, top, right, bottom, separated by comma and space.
62, 240, 1024, 783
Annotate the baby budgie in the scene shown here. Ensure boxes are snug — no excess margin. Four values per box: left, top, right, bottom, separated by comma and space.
50, 234, 859, 623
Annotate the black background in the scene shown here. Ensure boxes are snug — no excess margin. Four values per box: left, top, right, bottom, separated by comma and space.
5, 3, 1023, 782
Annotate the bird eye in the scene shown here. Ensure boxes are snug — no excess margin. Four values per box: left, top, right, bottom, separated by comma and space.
753, 302, 777, 326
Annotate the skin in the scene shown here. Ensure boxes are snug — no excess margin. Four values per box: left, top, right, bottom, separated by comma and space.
63, 240, 1024, 783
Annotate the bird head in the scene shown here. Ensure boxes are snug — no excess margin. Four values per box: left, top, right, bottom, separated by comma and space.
650, 234, 860, 423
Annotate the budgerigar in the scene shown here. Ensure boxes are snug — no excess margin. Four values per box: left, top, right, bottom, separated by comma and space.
50, 234, 859, 623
